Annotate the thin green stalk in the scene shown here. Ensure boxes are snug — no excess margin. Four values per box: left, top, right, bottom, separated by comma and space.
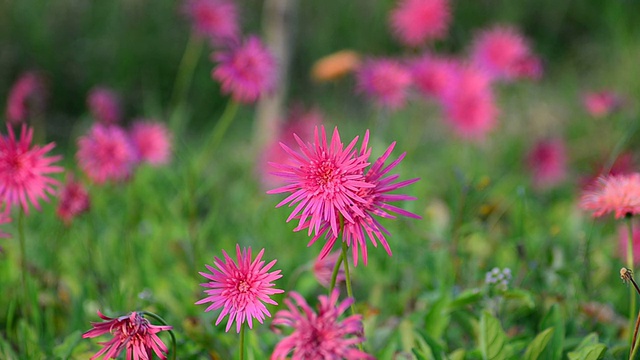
239, 321, 246, 360
341, 242, 356, 316
628, 217, 636, 347
17, 209, 29, 318
169, 32, 204, 131
199, 100, 240, 168
328, 251, 344, 294
141, 311, 177, 360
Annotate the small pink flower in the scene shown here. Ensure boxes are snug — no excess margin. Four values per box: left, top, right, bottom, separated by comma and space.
130, 120, 172, 166
583, 91, 623, 118
211, 36, 277, 104
271, 290, 373, 360
83, 310, 172, 360
56, 175, 90, 225
196, 244, 284, 333
389, 0, 451, 47
580, 173, 640, 218
77, 124, 138, 184
411, 54, 459, 100
619, 223, 640, 265
87, 87, 122, 125
527, 138, 567, 189
0, 124, 62, 214
356, 59, 412, 110
5, 72, 46, 125
183, 0, 239, 44
313, 251, 345, 288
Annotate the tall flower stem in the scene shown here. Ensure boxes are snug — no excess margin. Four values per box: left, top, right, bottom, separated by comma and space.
169, 32, 204, 132
141, 311, 177, 360
340, 242, 356, 316
17, 209, 30, 318
628, 216, 636, 347
329, 251, 345, 294
239, 322, 246, 360
198, 100, 240, 168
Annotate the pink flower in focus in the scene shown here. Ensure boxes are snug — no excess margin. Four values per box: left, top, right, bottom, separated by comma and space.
356, 59, 412, 110
580, 173, 640, 219
87, 87, 122, 125
313, 251, 345, 288
0, 124, 62, 214
183, 0, 239, 44
583, 91, 623, 118
619, 223, 640, 265
130, 120, 172, 166
389, 0, 451, 47
77, 124, 138, 184
56, 175, 90, 225
83, 310, 172, 360
527, 138, 567, 189
5, 72, 46, 125
212, 36, 277, 104
411, 54, 459, 100
271, 290, 372, 360
196, 244, 284, 333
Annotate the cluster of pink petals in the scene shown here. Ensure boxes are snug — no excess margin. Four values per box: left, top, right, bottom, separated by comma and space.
83, 310, 172, 360
183, 0, 239, 44
411, 54, 459, 101
271, 290, 372, 360
583, 91, 623, 118
196, 244, 284, 333
389, 0, 451, 47
56, 175, 90, 225
76, 124, 138, 184
87, 87, 122, 125
130, 120, 172, 166
356, 59, 412, 110
211, 36, 277, 104
619, 223, 640, 265
5, 72, 46, 125
313, 251, 345, 288
0, 125, 62, 214
580, 173, 640, 218
526, 138, 567, 189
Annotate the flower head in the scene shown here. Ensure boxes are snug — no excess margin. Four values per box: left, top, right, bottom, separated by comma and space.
196, 244, 284, 333
311, 50, 361, 82
77, 124, 138, 184
271, 290, 372, 360
5, 72, 46, 125
583, 91, 623, 118
356, 58, 412, 110
130, 120, 172, 166
580, 173, 640, 218
82, 310, 172, 360
526, 138, 567, 189
87, 87, 122, 125
0, 124, 62, 214
389, 0, 451, 47
183, 0, 239, 44
56, 175, 90, 225
411, 54, 459, 101
212, 36, 277, 104
313, 251, 345, 288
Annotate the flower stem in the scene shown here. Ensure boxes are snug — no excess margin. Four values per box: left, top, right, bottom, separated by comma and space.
169, 32, 204, 132
628, 217, 636, 348
239, 321, 246, 360
199, 100, 240, 168
328, 251, 344, 294
341, 242, 356, 315
17, 209, 29, 318
141, 311, 177, 360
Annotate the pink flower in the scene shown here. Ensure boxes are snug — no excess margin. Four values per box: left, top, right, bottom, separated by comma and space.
583, 91, 623, 118
526, 138, 567, 189
5, 72, 46, 125
87, 87, 122, 125
313, 251, 345, 288
619, 223, 640, 265
356, 59, 412, 110
183, 0, 239, 44
196, 244, 284, 333
130, 120, 172, 166
56, 175, 90, 225
83, 310, 172, 360
389, 0, 451, 47
77, 124, 138, 184
211, 36, 277, 104
411, 54, 459, 100
580, 173, 640, 218
271, 290, 372, 360
0, 124, 62, 214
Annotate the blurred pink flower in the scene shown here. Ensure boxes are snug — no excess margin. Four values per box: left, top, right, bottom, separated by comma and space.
313, 251, 345, 288
87, 87, 122, 125
212, 36, 277, 104
196, 244, 284, 333
271, 290, 372, 360
83, 310, 172, 360
619, 223, 640, 265
0, 124, 62, 214
527, 138, 567, 189
411, 54, 459, 100
580, 173, 640, 219
183, 0, 239, 44
356, 59, 412, 110
56, 175, 90, 225
77, 124, 137, 184
583, 91, 623, 118
5, 72, 46, 125
130, 120, 172, 166
389, 0, 451, 47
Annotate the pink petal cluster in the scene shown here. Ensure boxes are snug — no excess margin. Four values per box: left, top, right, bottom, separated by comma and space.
83, 310, 172, 360
271, 290, 372, 360
313, 251, 345, 288
411, 54, 459, 101
87, 87, 122, 125
0, 125, 62, 214
211, 36, 277, 104
183, 0, 239, 44
356, 59, 412, 110
130, 120, 172, 166
619, 223, 640, 265
526, 138, 567, 189
389, 0, 451, 47
580, 173, 640, 218
76, 124, 138, 184
5, 72, 45, 125
196, 244, 284, 333
56, 175, 90, 225
583, 91, 623, 118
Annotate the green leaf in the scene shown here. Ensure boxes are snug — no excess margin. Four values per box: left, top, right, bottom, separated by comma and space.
52, 330, 82, 359
523, 327, 554, 360
502, 289, 535, 309
479, 311, 507, 360
424, 294, 452, 339
449, 349, 466, 360
567, 344, 607, 360
574, 333, 600, 349
539, 304, 564, 360
417, 329, 446, 360
449, 289, 483, 310
412, 348, 430, 360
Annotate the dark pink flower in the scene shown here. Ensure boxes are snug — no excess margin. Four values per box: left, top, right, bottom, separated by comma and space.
76, 124, 138, 184
527, 138, 567, 189
619, 223, 640, 265
271, 290, 372, 360
87, 87, 122, 125
83, 310, 172, 360
313, 251, 345, 288
583, 91, 623, 118
56, 175, 90, 225
5, 72, 46, 125
183, 0, 239, 44
356, 59, 412, 110
389, 0, 451, 47
196, 244, 284, 333
411, 54, 459, 100
0, 124, 62, 214
580, 173, 640, 219
212, 36, 277, 104
130, 120, 172, 166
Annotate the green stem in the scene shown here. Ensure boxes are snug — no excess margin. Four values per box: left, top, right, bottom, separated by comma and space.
328, 251, 344, 294
141, 311, 177, 360
200, 100, 240, 165
17, 209, 29, 318
169, 32, 204, 132
341, 242, 356, 316
239, 321, 246, 360
629, 217, 636, 348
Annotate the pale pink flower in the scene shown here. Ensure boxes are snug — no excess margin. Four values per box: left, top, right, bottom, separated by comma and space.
356, 59, 412, 110
583, 91, 623, 118
271, 290, 372, 360
527, 138, 567, 189
196, 244, 284, 333
56, 175, 90, 225
5, 72, 46, 125
77, 124, 138, 184
411, 54, 459, 100
0, 124, 62, 214
389, 0, 451, 47
313, 251, 345, 288
619, 223, 640, 265
580, 173, 640, 218
87, 87, 122, 125
183, 0, 239, 44
83, 310, 172, 360
212, 36, 277, 104
130, 120, 172, 166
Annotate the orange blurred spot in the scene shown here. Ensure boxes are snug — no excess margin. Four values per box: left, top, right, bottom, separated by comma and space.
311, 50, 361, 82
